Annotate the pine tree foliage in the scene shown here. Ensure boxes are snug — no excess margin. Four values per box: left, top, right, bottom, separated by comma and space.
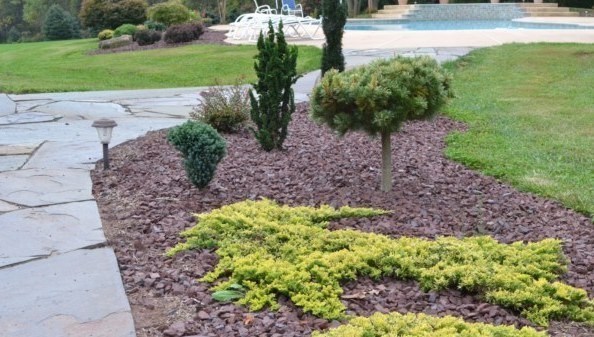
311, 56, 453, 191
43, 4, 78, 40
321, 0, 346, 76
249, 20, 299, 152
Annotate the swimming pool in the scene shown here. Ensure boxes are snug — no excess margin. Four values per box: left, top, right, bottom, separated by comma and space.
345, 19, 594, 31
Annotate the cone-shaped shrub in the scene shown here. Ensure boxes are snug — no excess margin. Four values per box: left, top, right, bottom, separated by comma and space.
167, 121, 226, 189
43, 4, 79, 40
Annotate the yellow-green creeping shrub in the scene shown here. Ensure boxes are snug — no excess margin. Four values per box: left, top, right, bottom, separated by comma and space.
312, 312, 546, 337
167, 199, 594, 326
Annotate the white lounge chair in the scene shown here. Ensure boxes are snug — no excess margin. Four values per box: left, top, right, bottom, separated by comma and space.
228, 13, 322, 41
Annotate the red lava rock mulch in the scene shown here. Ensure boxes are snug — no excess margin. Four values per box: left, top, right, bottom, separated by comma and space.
92, 103, 594, 337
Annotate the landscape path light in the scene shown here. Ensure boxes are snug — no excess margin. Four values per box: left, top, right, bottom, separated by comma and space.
92, 118, 117, 170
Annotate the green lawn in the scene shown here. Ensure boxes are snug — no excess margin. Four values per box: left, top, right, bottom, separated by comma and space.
444, 43, 594, 220
0, 39, 321, 93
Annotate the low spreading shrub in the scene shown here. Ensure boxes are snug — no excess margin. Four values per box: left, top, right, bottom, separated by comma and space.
190, 80, 250, 133
164, 22, 204, 43
134, 29, 161, 45
168, 199, 594, 326
97, 29, 114, 40
113, 23, 138, 37
167, 121, 226, 189
312, 312, 546, 337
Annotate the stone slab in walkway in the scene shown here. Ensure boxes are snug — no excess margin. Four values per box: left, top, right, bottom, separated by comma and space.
23, 141, 100, 170
0, 144, 38, 156
0, 201, 105, 268
34, 101, 128, 120
0, 155, 28, 172
0, 168, 92, 207
0, 94, 16, 117
0, 112, 61, 125
0, 247, 135, 337
0, 200, 19, 213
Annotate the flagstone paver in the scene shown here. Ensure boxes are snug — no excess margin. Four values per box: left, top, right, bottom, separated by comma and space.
0, 94, 16, 116
0, 248, 135, 337
0, 201, 105, 268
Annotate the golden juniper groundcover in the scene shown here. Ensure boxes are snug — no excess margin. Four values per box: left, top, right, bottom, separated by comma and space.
312, 312, 546, 337
167, 199, 594, 327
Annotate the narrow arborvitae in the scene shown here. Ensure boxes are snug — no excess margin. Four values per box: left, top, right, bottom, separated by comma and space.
321, 0, 347, 77
249, 20, 299, 151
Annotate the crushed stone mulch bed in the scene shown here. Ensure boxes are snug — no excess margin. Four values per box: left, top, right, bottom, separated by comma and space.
92, 103, 594, 337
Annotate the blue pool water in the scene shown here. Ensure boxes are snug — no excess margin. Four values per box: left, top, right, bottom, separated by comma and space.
345, 20, 594, 31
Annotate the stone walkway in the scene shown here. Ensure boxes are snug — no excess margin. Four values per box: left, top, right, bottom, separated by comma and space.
0, 48, 468, 337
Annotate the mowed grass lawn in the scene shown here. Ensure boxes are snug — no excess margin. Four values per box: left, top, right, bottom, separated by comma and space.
0, 38, 322, 93
445, 43, 594, 219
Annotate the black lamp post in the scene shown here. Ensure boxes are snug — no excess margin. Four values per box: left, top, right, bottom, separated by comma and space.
92, 118, 117, 170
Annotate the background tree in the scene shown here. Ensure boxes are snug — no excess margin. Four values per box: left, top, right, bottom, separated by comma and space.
0, 0, 25, 42
345, 0, 360, 17
310, 56, 453, 192
43, 4, 78, 40
24, 0, 79, 35
79, 0, 147, 33
147, 0, 191, 26
320, 0, 346, 77
249, 20, 299, 152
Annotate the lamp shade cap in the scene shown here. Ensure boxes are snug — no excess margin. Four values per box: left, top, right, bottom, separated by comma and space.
92, 118, 118, 128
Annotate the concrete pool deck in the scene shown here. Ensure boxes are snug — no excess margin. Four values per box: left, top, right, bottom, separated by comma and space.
219, 16, 594, 48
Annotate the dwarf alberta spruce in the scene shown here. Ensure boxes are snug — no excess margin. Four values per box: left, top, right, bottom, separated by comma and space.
312, 312, 546, 337
166, 199, 594, 326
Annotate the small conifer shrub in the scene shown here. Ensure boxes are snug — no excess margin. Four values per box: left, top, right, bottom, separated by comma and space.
167, 121, 226, 188
311, 56, 453, 192
97, 29, 114, 40
249, 21, 299, 151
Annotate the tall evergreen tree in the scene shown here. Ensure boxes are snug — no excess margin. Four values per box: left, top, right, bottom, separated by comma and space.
321, 0, 346, 77
43, 4, 77, 40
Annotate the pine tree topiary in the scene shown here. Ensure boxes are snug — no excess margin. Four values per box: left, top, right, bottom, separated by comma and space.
249, 20, 299, 152
43, 4, 78, 40
320, 0, 346, 77
311, 56, 453, 192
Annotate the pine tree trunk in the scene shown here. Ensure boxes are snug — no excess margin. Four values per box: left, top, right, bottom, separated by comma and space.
380, 131, 392, 192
